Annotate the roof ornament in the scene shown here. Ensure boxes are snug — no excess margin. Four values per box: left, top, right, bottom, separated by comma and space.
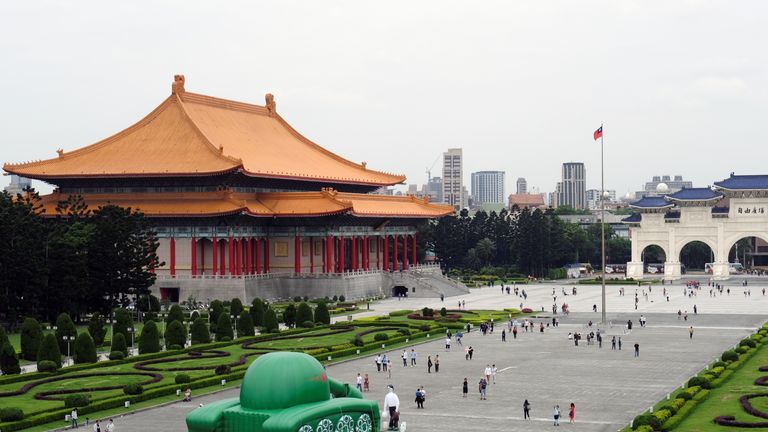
219, 145, 224, 154
423, 196, 430, 204
172, 75, 186, 95
265, 93, 276, 115
56, 149, 64, 158
321, 187, 337, 197
361, 161, 367, 170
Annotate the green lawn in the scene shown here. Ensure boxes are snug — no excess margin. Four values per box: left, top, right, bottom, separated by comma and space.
671, 343, 768, 431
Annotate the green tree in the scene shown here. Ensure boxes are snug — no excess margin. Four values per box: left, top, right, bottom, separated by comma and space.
73, 332, 97, 364
55, 312, 77, 354
37, 333, 62, 368
249, 298, 265, 326
164, 320, 186, 349
237, 313, 255, 337
209, 300, 224, 335
215, 314, 234, 341
111, 332, 128, 357
314, 302, 330, 325
262, 308, 279, 333
230, 298, 244, 317
475, 237, 497, 267
0, 340, 21, 375
462, 248, 481, 270
138, 320, 160, 354
113, 308, 135, 347
87, 313, 107, 346
0, 325, 7, 347
190, 318, 210, 345
283, 303, 297, 328
296, 302, 314, 326
20, 317, 43, 361
166, 304, 185, 326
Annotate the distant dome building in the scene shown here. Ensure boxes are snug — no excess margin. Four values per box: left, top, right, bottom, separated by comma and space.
656, 182, 669, 193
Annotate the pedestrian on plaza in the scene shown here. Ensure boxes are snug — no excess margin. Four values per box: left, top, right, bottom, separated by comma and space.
364, 373, 370, 392
689, 326, 694, 339
462, 378, 468, 398
468, 346, 474, 360
502, 329, 506, 342
618, 337, 622, 350
597, 332, 602, 348
410, 348, 417, 366
382, 354, 389, 372
445, 337, 451, 351
375, 354, 381, 372
402, 350, 408, 367
356, 373, 363, 392
677, 310, 682, 320
540, 322, 544, 333
492, 364, 498, 384
684, 311, 688, 321
427, 356, 433, 373
462, 300, 466, 309
569, 402, 575, 423
484, 364, 492, 383
466, 323, 471, 333
384, 385, 400, 431
464, 345, 470, 360
93, 421, 101, 432
553, 405, 561, 426
456, 331, 463, 345
435, 355, 440, 373
415, 387, 425, 409
479, 377, 488, 400
106, 419, 114, 432
523, 399, 531, 419
694, 304, 698, 314
634, 343, 640, 357
512, 326, 518, 339
611, 336, 616, 350
71, 408, 79, 429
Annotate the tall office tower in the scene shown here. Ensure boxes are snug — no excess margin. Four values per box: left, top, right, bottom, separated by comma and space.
471, 171, 505, 205
442, 148, 464, 209
426, 176, 443, 203
557, 162, 586, 209
516, 177, 527, 195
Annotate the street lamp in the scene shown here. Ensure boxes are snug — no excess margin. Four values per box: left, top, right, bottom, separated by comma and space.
184, 321, 190, 346
63, 335, 75, 365
127, 328, 135, 350
159, 314, 167, 341
230, 315, 237, 338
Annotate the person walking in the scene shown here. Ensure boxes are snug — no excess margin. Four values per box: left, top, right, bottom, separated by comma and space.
364, 373, 370, 392
106, 419, 114, 432
375, 354, 382, 372
468, 346, 474, 360
445, 337, 451, 351
569, 403, 575, 424
502, 329, 506, 342
384, 385, 400, 431
634, 343, 640, 357
356, 373, 363, 392
484, 364, 492, 383
611, 336, 616, 350
402, 350, 408, 367
491, 364, 498, 384
553, 405, 561, 426
71, 408, 79, 429
523, 399, 531, 419
478, 377, 488, 400
415, 387, 425, 409
93, 421, 101, 432
512, 326, 518, 339
410, 348, 417, 366
427, 356, 433, 373
689, 326, 694, 339
434, 355, 440, 373
464, 345, 470, 360
618, 337, 622, 350
462, 378, 468, 398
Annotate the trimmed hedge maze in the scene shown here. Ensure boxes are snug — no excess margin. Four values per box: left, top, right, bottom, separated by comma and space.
713, 365, 768, 428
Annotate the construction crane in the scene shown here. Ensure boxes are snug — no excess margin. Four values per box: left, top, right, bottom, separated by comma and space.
425, 154, 441, 185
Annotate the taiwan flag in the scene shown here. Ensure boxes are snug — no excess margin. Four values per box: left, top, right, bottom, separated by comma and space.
593, 126, 603, 141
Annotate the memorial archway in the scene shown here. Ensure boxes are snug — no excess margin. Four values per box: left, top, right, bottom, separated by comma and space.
640, 244, 666, 274
679, 240, 715, 273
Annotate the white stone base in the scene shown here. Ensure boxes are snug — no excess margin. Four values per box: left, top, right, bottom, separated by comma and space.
627, 262, 645, 280
663, 262, 682, 281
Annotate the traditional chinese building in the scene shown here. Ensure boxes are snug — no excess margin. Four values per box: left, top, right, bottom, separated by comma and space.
624, 174, 768, 280
4, 75, 461, 301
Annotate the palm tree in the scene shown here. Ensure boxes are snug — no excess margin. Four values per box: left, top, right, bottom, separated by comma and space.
476, 238, 496, 267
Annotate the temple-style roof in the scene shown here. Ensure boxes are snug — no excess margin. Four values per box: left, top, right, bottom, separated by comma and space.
4, 75, 405, 187
714, 174, 768, 191
629, 196, 674, 209
36, 189, 454, 219
621, 213, 641, 223
665, 187, 723, 202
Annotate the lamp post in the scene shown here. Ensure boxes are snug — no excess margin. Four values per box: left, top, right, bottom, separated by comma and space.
63, 335, 75, 365
159, 313, 167, 341
184, 321, 190, 346
128, 327, 135, 350
231, 315, 237, 339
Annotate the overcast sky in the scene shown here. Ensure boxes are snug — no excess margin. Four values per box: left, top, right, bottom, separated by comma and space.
2, 1, 767, 197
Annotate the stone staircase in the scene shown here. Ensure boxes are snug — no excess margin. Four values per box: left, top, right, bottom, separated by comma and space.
386, 267, 469, 298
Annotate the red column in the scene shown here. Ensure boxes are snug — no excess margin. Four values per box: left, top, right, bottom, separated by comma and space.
246, 237, 252, 275
376, 236, 380, 270
169, 237, 176, 277
228, 237, 234, 276
412, 234, 417, 267
191, 236, 197, 277
393, 235, 399, 271
383, 236, 389, 271
200, 239, 205, 275
309, 237, 314, 274
255, 238, 262, 274
351, 236, 357, 271
362, 236, 368, 270
237, 239, 244, 276
339, 236, 346, 273
212, 237, 218, 276
264, 238, 270, 273
402, 234, 408, 270
294, 234, 301, 274
325, 235, 332, 273
219, 240, 226, 276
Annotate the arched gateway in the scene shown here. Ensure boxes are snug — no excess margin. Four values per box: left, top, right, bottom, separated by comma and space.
625, 174, 768, 280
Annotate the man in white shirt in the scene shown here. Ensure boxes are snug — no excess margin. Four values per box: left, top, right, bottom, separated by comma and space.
356, 373, 363, 392
484, 365, 492, 383
491, 364, 498, 384
445, 337, 451, 351
71, 408, 79, 428
106, 419, 114, 432
384, 385, 400, 431
410, 348, 416, 366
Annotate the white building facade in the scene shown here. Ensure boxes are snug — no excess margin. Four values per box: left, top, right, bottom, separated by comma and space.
471, 170, 505, 205
442, 148, 465, 209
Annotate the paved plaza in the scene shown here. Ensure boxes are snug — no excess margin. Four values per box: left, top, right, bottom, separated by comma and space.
100, 277, 768, 432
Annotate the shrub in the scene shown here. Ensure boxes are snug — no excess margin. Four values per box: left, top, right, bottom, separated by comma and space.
237, 312, 255, 337
634, 426, 654, 432
282, 303, 297, 328
209, 300, 224, 334
175, 373, 191, 384
73, 332, 97, 364
230, 298, 244, 317
87, 313, 107, 346
687, 376, 712, 389
659, 404, 677, 416
215, 364, 231, 375
677, 391, 693, 401
740, 338, 757, 348
215, 314, 234, 341
315, 302, 331, 325
373, 333, 390, 341
111, 332, 128, 357
123, 383, 144, 395
220, 336, 232, 342
37, 333, 61, 368
301, 321, 316, 329
339, 295, 346, 302
263, 308, 279, 333
164, 320, 187, 349
293, 296, 303, 303
108, 351, 125, 360
190, 310, 200, 321
389, 310, 413, 317
422, 307, 434, 317
671, 398, 686, 411
419, 324, 431, 332
397, 328, 411, 336
64, 394, 90, 408
167, 344, 183, 350
722, 349, 739, 362
0, 340, 21, 375
735, 346, 749, 354
352, 336, 364, 346
113, 308, 135, 347
0, 407, 24, 422
712, 360, 726, 369
632, 412, 660, 430
54, 313, 77, 354
37, 360, 59, 372
653, 409, 672, 424
249, 298, 265, 327
440, 307, 447, 317
138, 320, 161, 354
332, 295, 338, 302
296, 302, 314, 325
190, 318, 211, 345
711, 366, 725, 377
166, 304, 185, 325
20, 317, 43, 361
685, 386, 701, 396
0, 325, 6, 347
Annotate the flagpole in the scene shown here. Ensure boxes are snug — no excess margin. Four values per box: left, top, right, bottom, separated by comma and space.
600, 123, 607, 324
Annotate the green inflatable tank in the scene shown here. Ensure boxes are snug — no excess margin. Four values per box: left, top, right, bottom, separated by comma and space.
186, 352, 380, 432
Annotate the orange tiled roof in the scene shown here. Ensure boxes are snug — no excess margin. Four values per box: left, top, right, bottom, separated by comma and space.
508, 193, 546, 208
36, 189, 454, 219
4, 75, 405, 187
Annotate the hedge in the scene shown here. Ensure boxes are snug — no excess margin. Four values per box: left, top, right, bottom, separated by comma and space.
0, 408, 23, 422
20, 318, 43, 361
73, 333, 97, 364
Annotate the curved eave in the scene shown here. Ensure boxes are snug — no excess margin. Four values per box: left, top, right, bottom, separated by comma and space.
628, 204, 674, 210
243, 208, 351, 218
4, 166, 240, 180
350, 211, 454, 218
240, 169, 405, 187
713, 185, 768, 192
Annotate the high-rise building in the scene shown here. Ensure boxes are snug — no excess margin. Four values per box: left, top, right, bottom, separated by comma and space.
4, 175, 31, 195
516, 177, 527, 195
586, 189, 617, 209
636, 175, 693, 198
471, 171, 505, 205
442, 148, 465, 209
426, 176, 443, 203
557, 162, 586, 209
